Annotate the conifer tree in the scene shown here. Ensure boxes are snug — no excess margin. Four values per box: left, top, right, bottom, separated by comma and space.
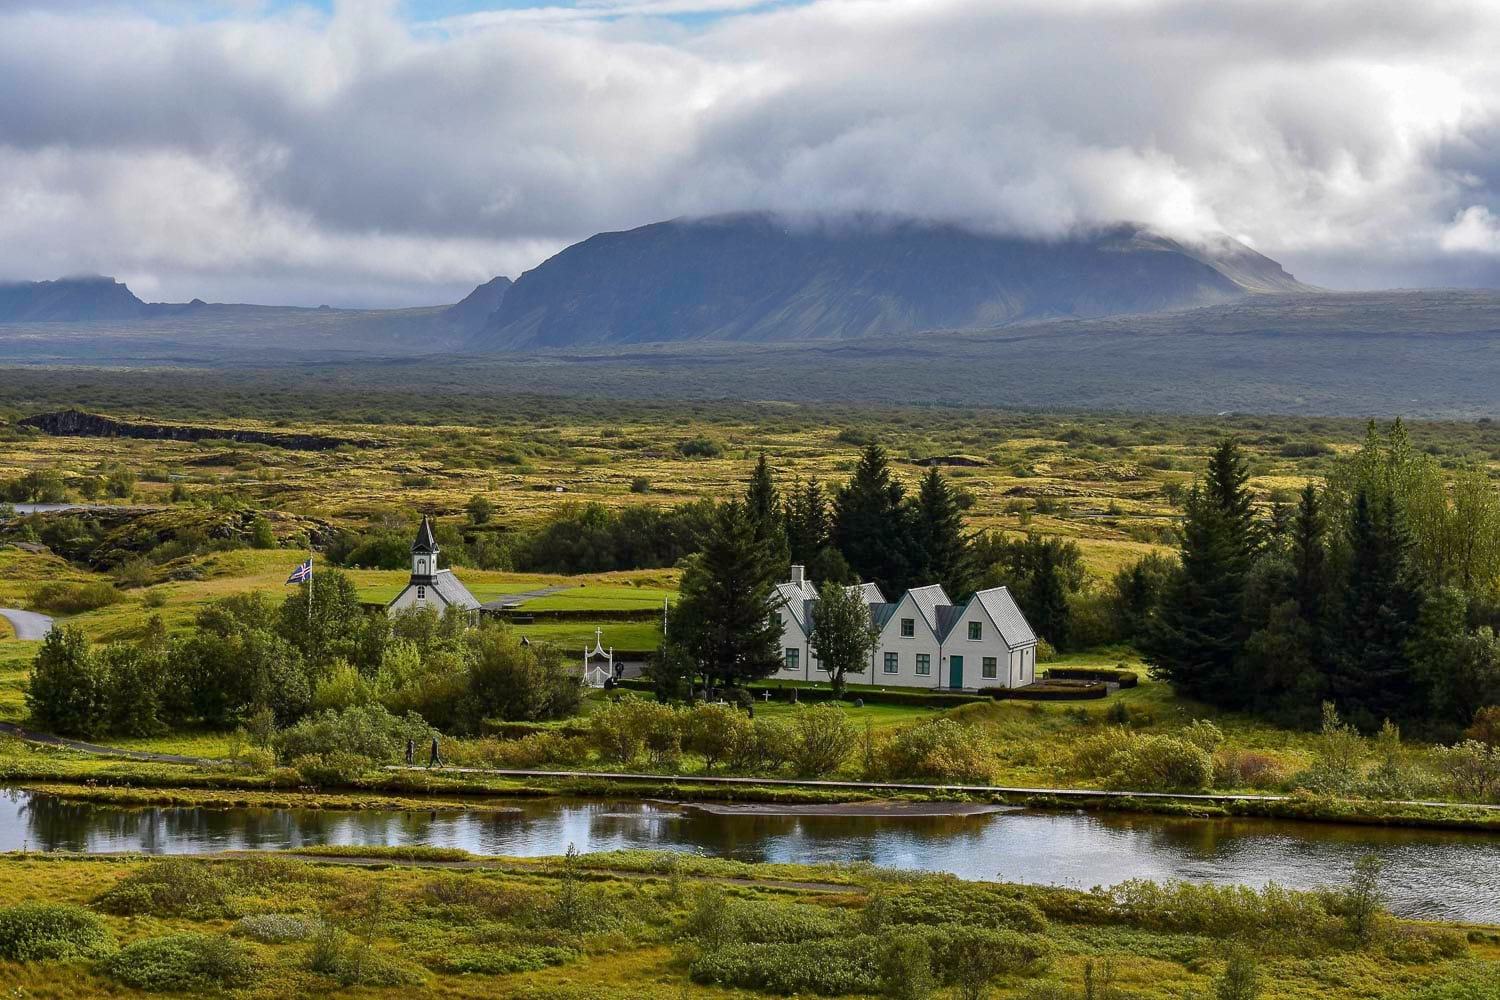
667, 500, 783, 693
784, 477, 832, 565
1143, 440, 1263, 705
911, 467, 973, 598
1329, 491, 1423, 728
832, 443, 914, 597
745, 453, 790, 568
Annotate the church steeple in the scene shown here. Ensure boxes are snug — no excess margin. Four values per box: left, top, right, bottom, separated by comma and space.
410, 515, 438, 584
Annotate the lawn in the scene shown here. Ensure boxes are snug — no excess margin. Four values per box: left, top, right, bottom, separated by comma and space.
513, 620, 663, 652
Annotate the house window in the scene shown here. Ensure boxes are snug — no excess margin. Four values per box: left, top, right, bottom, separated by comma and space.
417, 586, 425, 600
915, 654, 931, 676
773, 611, 783, 627
784, 648, 799, 671
982, 657, 998, 679
884, 652, 899, 673
968, 621, 983, 641
900, 618, 915, 638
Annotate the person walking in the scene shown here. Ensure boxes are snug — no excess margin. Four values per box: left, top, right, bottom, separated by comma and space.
405, 739, 415, 765
427, 736, 443, 768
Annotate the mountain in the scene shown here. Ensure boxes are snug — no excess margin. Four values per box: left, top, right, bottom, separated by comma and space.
443, 276, 512, 330
0, 276, 145, 322
471, 214, 1311, 350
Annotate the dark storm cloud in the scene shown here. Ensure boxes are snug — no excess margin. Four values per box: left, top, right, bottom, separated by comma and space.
1, 0, 1498, 304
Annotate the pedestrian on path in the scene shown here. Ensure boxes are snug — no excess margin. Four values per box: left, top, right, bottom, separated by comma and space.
428, 736, 443, 768
405, 739, 415, 765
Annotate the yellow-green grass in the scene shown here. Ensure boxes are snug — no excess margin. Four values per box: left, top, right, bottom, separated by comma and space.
0, 853, 1491, 1000
753, 699, 941, 730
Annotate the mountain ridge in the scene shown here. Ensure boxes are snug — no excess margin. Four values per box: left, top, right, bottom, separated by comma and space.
470, 213, 1311, 350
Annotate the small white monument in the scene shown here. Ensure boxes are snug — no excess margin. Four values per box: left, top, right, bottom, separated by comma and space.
583, 627, 614, 688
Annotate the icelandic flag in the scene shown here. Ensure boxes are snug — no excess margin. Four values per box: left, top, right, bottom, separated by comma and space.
285, 557, 313, 585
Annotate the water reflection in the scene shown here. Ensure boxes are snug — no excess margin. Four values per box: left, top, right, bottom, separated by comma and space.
2, 789, 1497, 922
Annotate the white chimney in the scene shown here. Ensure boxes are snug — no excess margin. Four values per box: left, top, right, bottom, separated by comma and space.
789, 564, 805, 586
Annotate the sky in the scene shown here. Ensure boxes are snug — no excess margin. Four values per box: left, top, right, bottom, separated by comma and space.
3, 0, 1500, 307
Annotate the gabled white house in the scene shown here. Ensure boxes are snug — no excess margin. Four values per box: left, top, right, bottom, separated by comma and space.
769, 565, 1040, 691
386, 515, 482, 618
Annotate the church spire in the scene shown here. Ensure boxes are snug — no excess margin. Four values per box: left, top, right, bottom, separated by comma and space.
411, 514, 438, 554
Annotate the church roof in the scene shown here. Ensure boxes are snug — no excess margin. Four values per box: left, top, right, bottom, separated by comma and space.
411, 515, 438, 553
430, 569, 481, 611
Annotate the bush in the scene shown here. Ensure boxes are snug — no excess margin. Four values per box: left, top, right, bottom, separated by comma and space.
878, 881, 1048, 934
1215, 750, 1289, 791
292, 750, 375, 786
449, 732, 591, 769
683, 702, 751, 773
881, 933, 936, 1000
788, 704, 858, 776
1467, 705, 1500, 747
273, 704, 433, 765
689, 935, 886, 995
28, 581, 123, 614
927, 926, 1052, 999
729, 715, 796, 773
306, 926, 425, 987
1070, 728, 1213, 791
0, 902, 112, 962
96, 857, 233, 919
875, 719, 995, 783
677, 435, 725, 459
104, 933, 259, 992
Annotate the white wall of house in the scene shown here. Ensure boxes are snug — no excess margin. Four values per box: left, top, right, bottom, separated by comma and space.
868, 591, 944, 688
388, 583, 437, 614
944, 596, 1019, 689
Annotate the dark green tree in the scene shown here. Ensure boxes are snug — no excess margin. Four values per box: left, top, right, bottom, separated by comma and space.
667, 500, 784, 693
26, 627, 109, 737
784, 477, 833, 565
910, 468, 973, 598
744, 453, 789, 567
975, 532, 1085, 649
833, 443, 914, 597
1108, 552, 1176, 641
1329, 491, 1423, 729
1141, 485, 1253, 703
1206, 437, 1261, 560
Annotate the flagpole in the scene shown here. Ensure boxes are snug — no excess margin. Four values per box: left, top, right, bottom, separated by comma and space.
307, 545, 313, 624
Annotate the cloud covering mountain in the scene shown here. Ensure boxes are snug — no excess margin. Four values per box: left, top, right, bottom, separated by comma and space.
3, 0, 1500, 305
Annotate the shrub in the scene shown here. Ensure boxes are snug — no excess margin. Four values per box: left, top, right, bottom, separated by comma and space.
450, 732, 591, 769
1071, 728, 1212, 791
729, 715, 796, 773
683, 702, 751, 773
875, 719, 995, 783
878, 881, 1048, 934
1215, 750, 1289, 791
788, 704, 858, 776
104, 933, 259, 992
0, 902, 112, 962
1182, 719, 1225, 754
1435, 741, 1500, 803
689, 936, 886, 995
1467, 706, 1500, 747
881, 933, 936, 1000
28, 581, 124, 614
292, 750, 374, 786
677, 435, 725, 459
96, 857, 233, 919
588, 698, 680, 766
273, 705, 433, 764
928, 926, 1052, 1000
983, 682, 1108, 701
305, 926, 424, 987
435, 945, 576, 975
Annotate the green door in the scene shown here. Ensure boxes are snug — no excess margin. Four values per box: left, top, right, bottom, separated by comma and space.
948, 655, 964, 690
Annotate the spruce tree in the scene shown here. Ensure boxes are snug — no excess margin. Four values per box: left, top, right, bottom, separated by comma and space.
745, 453, 789, 567
784, 477, 832, 565
832, 443, 914, 597
1206, 437, 1260, 561
1330, 491, 1423, 728
1140, 486, 1249, 703
911, 467, 973, 598
667, 500, 783, 692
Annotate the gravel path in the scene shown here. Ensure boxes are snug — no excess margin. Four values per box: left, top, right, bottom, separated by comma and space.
0, 608, 54, 641
479, 585, 572, 610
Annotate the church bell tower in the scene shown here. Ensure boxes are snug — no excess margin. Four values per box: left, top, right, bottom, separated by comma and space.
410, 515, 438, 585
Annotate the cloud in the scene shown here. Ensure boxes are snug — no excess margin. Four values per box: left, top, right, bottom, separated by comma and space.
2, 0, 1500, 304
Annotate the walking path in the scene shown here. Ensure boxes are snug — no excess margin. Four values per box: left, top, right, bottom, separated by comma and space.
0, 721, 230, 766
0, 609, 54, 641
480, 585, 571, 611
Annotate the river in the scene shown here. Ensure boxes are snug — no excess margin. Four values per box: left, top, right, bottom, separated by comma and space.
3, 790, 1499, 922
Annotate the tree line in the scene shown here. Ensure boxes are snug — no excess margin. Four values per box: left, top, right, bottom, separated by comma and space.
1141, 422, 1500, 736
26, 570, 581, 740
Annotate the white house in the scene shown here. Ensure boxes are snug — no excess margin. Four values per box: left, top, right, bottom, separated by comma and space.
385, 515, 482, 618
771, 565, 1039, 691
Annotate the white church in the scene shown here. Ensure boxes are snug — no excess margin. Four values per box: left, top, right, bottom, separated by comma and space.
385, 515, 482, 617
773, 565, 1039, 691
